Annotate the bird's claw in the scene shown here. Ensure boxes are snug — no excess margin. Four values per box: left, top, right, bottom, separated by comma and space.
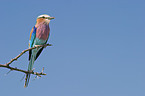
34, 45, 40, 49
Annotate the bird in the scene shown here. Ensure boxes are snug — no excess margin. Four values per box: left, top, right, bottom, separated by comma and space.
24, 14, 55, 87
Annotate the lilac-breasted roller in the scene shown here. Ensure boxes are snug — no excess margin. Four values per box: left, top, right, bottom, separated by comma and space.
24, 14, 55, 87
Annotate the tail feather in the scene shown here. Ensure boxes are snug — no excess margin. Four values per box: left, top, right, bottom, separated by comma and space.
24, 54, 35, 87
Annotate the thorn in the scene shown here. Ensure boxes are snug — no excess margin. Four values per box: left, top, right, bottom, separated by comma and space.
32, 68, 35, 71
4, 70, 12, 76
42, 67, 44, 73
20, 74, 25, 82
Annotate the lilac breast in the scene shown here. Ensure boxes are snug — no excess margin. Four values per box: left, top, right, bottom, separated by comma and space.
36, 23, 50, 40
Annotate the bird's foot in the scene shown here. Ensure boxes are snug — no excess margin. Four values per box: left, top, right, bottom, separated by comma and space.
34, 45, 40, 47
34, 45, 40, 49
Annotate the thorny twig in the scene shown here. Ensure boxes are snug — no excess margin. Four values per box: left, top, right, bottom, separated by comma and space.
0, 43, 52, 77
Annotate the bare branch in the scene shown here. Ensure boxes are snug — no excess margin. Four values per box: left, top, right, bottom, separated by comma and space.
0, 43, 52, 76
0, 64, 46, 75
5, 43, 52, 66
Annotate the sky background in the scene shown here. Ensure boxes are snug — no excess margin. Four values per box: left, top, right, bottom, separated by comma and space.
0, 0, 145, 96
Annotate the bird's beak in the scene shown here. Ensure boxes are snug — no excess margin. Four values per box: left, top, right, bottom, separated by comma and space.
47, 17, 55, 20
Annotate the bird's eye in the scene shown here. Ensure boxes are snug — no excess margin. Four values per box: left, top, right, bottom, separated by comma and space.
42, 16, 45, 18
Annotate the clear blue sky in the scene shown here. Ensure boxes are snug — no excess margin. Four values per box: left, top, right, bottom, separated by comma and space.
0, 0, 145, 96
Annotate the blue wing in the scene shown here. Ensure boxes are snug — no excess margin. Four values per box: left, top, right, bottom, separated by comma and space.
29, 26, 37, 48
29, 26, 37, 60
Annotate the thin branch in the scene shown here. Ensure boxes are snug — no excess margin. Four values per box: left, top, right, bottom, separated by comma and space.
0, 64, 46, 76
0, 43, 52, 76
5, 43, 52, 66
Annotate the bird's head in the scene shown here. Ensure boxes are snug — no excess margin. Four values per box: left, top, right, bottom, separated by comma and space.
36, 14, 55, 24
